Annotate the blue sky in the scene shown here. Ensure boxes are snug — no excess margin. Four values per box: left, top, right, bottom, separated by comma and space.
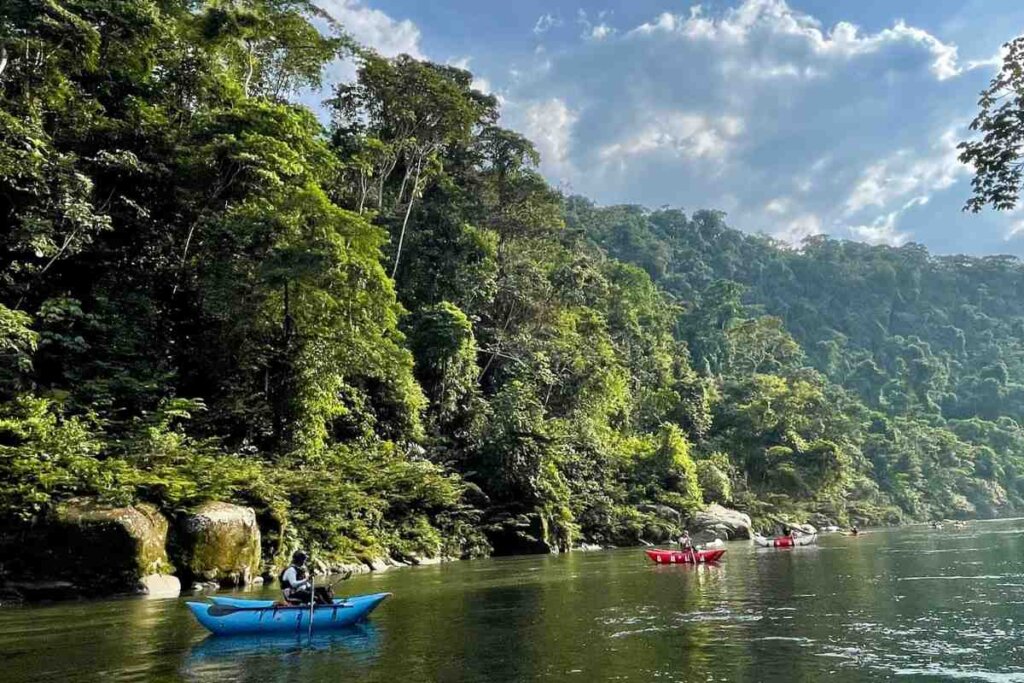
316, 0, 1024, 257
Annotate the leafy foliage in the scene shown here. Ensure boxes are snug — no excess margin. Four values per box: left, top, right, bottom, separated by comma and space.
3, 0, 1021, 574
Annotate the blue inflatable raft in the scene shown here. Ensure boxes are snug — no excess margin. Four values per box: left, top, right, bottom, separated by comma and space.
186, 592, 391, 635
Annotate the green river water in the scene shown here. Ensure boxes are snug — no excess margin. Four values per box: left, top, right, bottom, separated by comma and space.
4, 520, 1024, 682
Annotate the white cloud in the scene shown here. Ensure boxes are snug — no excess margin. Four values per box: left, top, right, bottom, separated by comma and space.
509, 98, 578, 181
534, 13, 561, 36
588, 23, 615, 41
577, 9, 615, 41
598, 113, 744, 163
499, 0, 995, 250
308, 0, 424, 94
849, 212, 911, 247
315, 0, 423, 59
843, 130, 964, 216
775, 214, 823, 245
629, 2, 962, 81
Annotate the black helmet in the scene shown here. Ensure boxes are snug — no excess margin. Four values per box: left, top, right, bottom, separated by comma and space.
292, 550, 308, 566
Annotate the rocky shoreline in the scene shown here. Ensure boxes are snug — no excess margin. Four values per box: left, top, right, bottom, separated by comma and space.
0, 498, 443, 604
0, 500, 825, 604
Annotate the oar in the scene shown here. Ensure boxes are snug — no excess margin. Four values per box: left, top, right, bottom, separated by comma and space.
308, 570, 315, 638
326, 569, 354, 591
206, 602, 355, 617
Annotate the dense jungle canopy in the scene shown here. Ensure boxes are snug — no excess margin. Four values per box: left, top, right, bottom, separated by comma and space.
3, 0, 1024, 565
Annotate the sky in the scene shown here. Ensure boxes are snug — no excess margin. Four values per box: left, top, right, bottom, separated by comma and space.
311, 0, 1024, 257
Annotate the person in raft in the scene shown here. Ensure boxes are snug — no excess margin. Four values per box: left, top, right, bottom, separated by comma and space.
678, 530, 697, 559
281, 550, 313, 604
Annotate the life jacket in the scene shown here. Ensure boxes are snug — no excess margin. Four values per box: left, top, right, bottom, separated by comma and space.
279, 564, 307, 587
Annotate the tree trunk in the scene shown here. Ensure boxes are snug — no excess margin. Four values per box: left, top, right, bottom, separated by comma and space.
390, 157, 423, 280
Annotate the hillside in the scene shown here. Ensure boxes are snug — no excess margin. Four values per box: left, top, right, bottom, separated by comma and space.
573, 201, 1024, 521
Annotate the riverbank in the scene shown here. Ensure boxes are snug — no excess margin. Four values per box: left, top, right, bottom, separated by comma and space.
1, 498, 766, 603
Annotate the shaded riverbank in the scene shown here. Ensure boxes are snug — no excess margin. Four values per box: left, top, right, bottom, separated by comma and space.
4, 520, 1024, 681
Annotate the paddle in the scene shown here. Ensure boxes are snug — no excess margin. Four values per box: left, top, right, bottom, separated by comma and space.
206, 602, 355, 617
308, 569, 315, 638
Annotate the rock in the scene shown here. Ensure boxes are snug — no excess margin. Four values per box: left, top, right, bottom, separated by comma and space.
176, 502, 261, 586
484, 511, 556, 556
1, 580, 79, 602
790, 523, 817, 535
808, 513, 836, 529
190, 580, 220, 592
250, 576, 264, 586
0, 499, 174, 598
577, 542, 603, 552
364, 557, 391, 573
685, 504, 752, 541
333, 563, 370, 576
139, 574, 180, 598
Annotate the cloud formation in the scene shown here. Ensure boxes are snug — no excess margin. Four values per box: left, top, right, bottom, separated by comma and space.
500, 0, 998, 249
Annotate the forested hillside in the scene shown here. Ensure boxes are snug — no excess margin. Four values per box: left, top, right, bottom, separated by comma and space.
1, 0, 1020, 575
575, 202, 1024, 521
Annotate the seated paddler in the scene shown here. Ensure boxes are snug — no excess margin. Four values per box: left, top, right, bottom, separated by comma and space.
281, 550, 312, 604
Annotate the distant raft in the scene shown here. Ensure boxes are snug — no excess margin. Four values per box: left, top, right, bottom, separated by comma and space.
753, 533, 817, 548
645, 548, 727, 564
186, 592, 391, 636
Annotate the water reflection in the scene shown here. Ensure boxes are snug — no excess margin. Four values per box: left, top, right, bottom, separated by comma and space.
182, 624, 380, 681
7, 523, 1024, 681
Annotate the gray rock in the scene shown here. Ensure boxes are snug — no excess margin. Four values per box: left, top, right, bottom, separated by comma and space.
365, 557, 391, 572
139, 574, 180, 598
685, 504, 752, 541
189, 580, 220, 592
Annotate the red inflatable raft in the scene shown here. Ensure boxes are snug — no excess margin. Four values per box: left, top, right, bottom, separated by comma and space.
645, 548, 726, 564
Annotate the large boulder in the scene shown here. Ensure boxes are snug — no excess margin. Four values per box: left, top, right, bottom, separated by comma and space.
484, 511, 558, 555
685, 504, 752, 542
0, 499, 176, 598
176, 502, 261, 586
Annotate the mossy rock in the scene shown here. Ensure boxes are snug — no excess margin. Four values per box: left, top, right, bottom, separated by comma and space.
483, 511, 556, 556
176, 502, 261, 586
0, 498, 173, 597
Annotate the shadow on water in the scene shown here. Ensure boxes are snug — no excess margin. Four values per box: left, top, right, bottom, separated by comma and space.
181, 623, 380, 680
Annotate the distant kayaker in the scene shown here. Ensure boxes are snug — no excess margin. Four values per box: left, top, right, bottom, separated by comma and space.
850, 526, 859, 536
281, 550, 312, 604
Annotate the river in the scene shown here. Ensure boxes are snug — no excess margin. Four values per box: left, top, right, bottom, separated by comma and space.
3, 520, 1024, 682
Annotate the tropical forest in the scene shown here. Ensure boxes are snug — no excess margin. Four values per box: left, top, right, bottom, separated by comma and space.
5, 0, 1024, 590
